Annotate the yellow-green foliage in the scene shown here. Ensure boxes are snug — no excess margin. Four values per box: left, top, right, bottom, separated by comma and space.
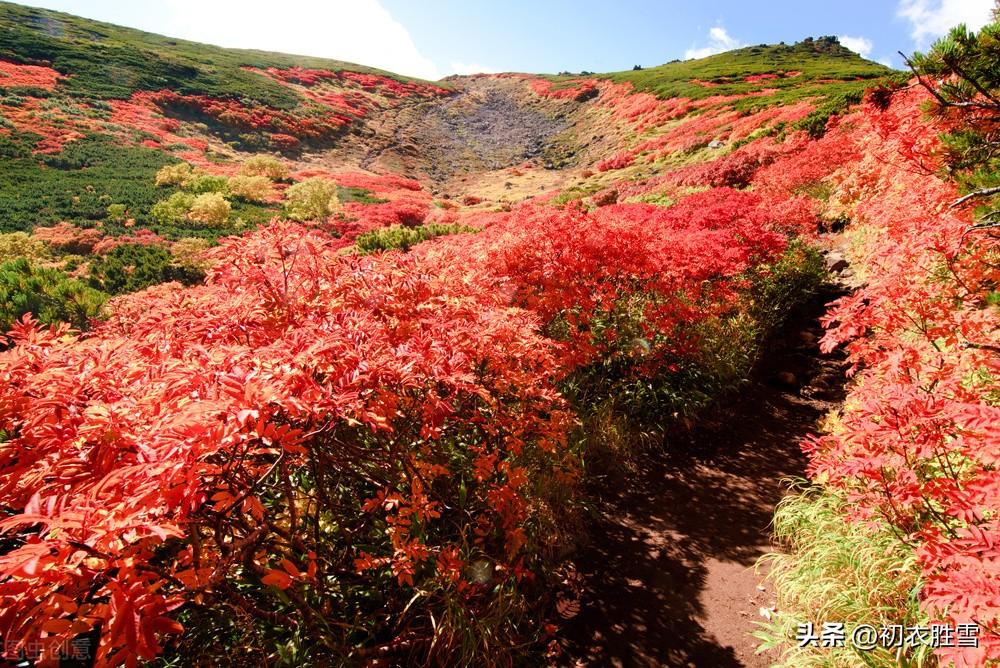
106, 203, 128, 223
228, 175, 274, 202
151, 192, 196, 226
155, 162, 196, 187
240, 155, 289, 181
755, 486, 933, 668
284, 177, 340, 222
170, 238, 213, 270
186, 174, 230, 195
187, 193, 231, 228
355, 223, 476, 254
0, 231, 49, 262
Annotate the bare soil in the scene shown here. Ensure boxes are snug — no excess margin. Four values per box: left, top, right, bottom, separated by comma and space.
557, 281, 849, 668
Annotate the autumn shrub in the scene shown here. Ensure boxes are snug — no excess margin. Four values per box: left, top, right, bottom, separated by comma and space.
151, 192, 196, 226
240, 155, 289, 181
0, 222, 578, 666
227, 174, 274, 202
595, 152, 634, 172
185, 174, 229, 195
422, 190, 812, 431
31, 222, 103, 255
169, 237, 213, 271
0, 231, 49, 262
185, 192, 231, 228
764, 35, 1000, 667
284, 177, 340, 221
340, 198, 431, 236
155, 162, 196, 187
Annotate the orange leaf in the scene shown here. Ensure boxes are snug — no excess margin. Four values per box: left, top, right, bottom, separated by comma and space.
261, 569, 293, 590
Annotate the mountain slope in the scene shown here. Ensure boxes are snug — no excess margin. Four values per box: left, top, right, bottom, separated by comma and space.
5, 6, 994, 668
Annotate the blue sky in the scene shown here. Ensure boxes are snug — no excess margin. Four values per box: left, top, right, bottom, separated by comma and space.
18, 0, 995, 79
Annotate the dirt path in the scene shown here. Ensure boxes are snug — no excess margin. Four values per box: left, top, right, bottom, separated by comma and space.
558, 282, 849, 668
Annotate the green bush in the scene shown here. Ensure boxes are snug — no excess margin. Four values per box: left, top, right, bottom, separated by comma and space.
0, 257, 107, 333
151, 192, 196, 226
355, 223, 477, 254
86, 243, 205, 295
0, 134, 177, 233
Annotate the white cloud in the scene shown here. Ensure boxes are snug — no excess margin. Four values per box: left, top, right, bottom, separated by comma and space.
684, 26, 744, 60
838, 35, 874, 58
897, 0, 994, 45
155, 0, 442, 80
448, 62, 500, 76
28, 0, 443, 79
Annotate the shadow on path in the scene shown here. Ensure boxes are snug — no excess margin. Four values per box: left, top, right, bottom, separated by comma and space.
560, 285, 849, 668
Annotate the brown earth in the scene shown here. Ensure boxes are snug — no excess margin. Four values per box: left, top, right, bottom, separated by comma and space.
557, 274, 850, 668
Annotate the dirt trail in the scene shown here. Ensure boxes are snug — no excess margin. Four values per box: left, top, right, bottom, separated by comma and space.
559, 279, 850, 668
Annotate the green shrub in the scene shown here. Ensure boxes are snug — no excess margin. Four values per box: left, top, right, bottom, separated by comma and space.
0, 257, 107, 332
0, 134, 177, 233
151, 192, 196, 226
87, 243, 205, 295
355, 223, 477, 254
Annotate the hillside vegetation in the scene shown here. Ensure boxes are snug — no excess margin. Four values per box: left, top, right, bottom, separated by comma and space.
0, 4, 996, 668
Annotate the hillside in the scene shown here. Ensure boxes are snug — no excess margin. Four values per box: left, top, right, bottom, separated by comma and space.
0, 4, 997, 668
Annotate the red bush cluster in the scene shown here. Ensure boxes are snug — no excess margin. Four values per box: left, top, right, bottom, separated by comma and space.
339, 198, 430, 238
31, 223, 104, 255
148, 90, 352, 143
529, 78, 598, 101
422, 189, 796, 372
0, 59, 62, 89
595, 152, 634, 172
0, 221, 574, 666
803, 88, 1000, 667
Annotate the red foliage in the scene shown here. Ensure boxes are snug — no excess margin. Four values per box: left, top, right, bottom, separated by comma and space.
0, 59, 62, 89
148, 90, 351, 144
596, 152, 634, 172
31, 223, 104, 255
422, 189, 792, 372
0, 221, 572, 666
530, 78, 598, 101
339, 198, 431, 238
91, 230, 167, 255
744, 73, 779, 83
801, 87, 1000, 667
